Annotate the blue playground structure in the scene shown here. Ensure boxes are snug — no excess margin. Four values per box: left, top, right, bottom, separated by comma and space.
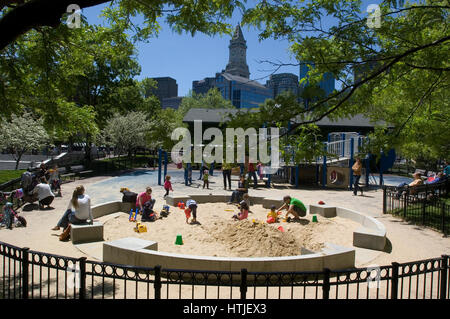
271, 132, 396, 189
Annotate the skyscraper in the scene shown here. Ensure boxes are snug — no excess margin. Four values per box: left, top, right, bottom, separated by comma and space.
265, 73, 299, 98
192, 77, 216, 95
299, 62, 335, 97
150, 77, 178, 101
224, 24, 250, 79
191, 24, 272, 108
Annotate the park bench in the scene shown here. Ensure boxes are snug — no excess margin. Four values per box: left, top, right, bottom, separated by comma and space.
60, 173, 76, 182
76, 170, 94, 179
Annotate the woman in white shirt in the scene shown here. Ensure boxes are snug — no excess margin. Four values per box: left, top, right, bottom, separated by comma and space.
52, 185, 93, 237
33, 177, 55, 209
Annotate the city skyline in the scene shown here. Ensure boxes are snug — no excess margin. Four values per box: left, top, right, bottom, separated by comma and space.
83, 3, 300, 97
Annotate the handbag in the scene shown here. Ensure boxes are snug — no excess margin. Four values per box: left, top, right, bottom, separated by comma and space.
59, 225, 71, 241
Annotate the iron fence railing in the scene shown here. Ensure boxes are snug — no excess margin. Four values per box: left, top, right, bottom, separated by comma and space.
383, 179, 450, 235
0, 241, 448, 300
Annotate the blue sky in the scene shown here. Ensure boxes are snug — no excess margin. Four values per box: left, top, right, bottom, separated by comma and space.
82, 1, 381, 96
82, 3, 300, 97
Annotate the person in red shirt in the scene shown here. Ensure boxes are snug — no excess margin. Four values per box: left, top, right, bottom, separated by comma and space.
136, 187, 154, 213
164, 175, 173, 198
232, 201, 249, 221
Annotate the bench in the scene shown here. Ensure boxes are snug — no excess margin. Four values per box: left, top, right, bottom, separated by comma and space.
353, 227, 386, 251
70, 221, 104, 244
60, 173, 76, 182
77, 170, 94, 179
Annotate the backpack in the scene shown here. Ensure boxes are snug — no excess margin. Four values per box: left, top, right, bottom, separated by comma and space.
122, 191, 137, 203
142, 208, 156, 222
141, 200, 156, 221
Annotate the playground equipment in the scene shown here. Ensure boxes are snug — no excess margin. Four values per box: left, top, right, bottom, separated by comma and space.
128, 209, 138, 222
157, 149, 168, 186
272, 132, 396, 190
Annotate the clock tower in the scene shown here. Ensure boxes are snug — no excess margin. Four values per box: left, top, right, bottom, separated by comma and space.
225, 24, 250, 78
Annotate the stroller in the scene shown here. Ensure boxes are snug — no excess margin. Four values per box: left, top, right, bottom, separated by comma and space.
20, 170, 39, 204
0, 201, 27, 230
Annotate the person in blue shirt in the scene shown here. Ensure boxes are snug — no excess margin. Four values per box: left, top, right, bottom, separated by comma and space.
443, 161, 450, 177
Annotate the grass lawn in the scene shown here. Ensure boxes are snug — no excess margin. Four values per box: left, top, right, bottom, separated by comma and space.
388, 196, 450, 235
0, 169, 25, 185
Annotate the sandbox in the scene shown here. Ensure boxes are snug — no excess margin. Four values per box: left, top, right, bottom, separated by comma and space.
84, 194, 387, 273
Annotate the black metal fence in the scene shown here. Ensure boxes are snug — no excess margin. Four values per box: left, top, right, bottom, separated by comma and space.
383, 179, 450, 235
1, 241, 448, 299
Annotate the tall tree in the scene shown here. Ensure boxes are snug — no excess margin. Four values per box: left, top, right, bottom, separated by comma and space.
236, 0, 449, 161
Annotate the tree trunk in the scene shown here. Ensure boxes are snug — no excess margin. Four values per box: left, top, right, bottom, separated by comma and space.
15, 151, 23, 170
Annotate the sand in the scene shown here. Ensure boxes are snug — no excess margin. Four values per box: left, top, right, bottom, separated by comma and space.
101, 202, 361, 257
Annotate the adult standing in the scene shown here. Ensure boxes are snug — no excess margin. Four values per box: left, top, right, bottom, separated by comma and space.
256, 161, 264, 180
352, 157, 363, 196
222, 161, 232, 190
38, 163, 50, 182
33, 177, 55, 209
248, 161, 258, 189
277, 195, 307, 221
52, 185, 93, 241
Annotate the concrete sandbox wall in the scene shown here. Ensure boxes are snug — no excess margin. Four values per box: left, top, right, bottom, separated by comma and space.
93, 195, 386, 273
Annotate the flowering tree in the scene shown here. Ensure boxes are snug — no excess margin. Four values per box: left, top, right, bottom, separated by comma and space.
101, 111, 150, 157
0, 113, 49, 169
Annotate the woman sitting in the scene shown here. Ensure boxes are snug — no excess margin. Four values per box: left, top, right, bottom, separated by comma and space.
396, 172, 424, 198
52, 185, 93, 241
228, 175, 248, 204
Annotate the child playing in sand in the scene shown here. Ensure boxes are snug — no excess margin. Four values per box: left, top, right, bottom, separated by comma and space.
164, 175, 173, 198
184, 199, 198, 224
241, 193, 251, 208
202, 170, 209, 189
266, 205, 279, 223
232, 201, 249, 221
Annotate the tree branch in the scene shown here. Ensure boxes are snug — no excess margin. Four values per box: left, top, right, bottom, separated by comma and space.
394, 72, 443, 137
404, 62, 450, 72
0, 0, 110, 51
284, 34, 450, 134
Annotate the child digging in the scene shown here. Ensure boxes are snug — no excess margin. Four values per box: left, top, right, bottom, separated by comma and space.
232, 201, 249, 221
266, 205, 279, 223
184, 199, 198, 224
